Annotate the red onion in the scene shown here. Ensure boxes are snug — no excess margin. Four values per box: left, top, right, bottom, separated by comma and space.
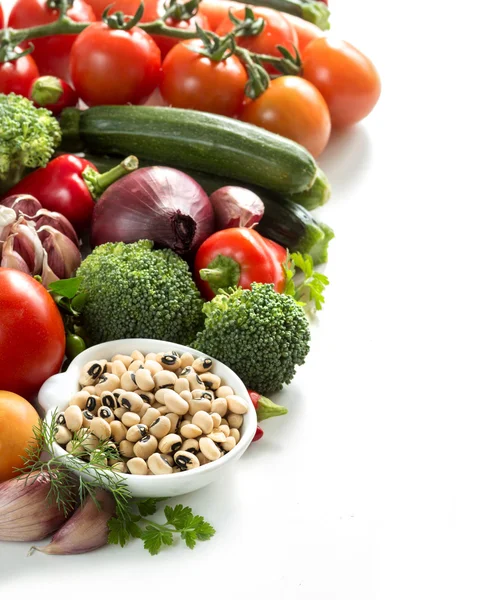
209, 187, 264, 230
91, 167, 215, 255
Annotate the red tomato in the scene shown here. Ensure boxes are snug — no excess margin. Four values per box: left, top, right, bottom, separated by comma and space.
84, 0, 160, 19
160, 39, 247, 117
284, 13, 325, 51
198, 0, 241, 30
302, 37, 381, 128
0, 269, 65, 400
70, 22, 161, 106
0, 51, 40, 97
8, 0, 95, 81
216, 7, 298, 74
240, 76, 331, 157
29, 76, 79, 115
0, 5, 3, 28
152, 14, 210, 60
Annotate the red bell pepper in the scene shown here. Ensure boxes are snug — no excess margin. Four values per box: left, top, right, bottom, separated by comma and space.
194, 227, 288, 300
253, 424, 264, 442
248, 389, 288, 421
5, 154, 138, 233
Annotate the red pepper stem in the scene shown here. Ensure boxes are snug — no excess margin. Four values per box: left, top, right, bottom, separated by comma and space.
248, 389, 288, 421
30, 76, 64, 106
199, 254, 241, 295
82, 156, 139, 200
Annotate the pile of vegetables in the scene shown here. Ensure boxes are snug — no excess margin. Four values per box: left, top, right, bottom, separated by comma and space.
0, 0, 380, 558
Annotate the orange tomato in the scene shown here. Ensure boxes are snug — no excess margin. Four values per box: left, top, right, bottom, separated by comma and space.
0, 392, 40, 482
198, 0, 241, 30
302, 37, 381, 128
284, 13, 325, 50
240, 76, 331, 158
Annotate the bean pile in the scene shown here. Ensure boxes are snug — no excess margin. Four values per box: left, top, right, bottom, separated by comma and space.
54, 350, 249, 475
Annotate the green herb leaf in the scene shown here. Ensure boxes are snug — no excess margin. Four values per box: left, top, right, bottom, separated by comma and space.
141, 525, 173, 555
164, 504, 194, 529
107, 517, 131, 547
137, 497, 169, 517
48, 277, 82, 299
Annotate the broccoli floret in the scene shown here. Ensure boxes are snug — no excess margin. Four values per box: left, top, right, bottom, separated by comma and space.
193, 283, 311, 395
77, 240, 204, 345
0, 93, 61, 193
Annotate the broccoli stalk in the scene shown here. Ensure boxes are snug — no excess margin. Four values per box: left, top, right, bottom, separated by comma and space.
0, 93, 62, 195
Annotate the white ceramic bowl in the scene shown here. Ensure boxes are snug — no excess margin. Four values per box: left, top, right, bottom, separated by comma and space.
38, 339, 257, 497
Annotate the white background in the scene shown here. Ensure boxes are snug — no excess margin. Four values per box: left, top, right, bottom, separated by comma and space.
2, 0, 486, 597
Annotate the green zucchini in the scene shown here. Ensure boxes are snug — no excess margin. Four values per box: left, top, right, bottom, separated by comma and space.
60, 106, 319, 195
83, 154, 333, 264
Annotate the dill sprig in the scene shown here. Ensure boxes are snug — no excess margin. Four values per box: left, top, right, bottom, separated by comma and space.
16, 409, 132, 520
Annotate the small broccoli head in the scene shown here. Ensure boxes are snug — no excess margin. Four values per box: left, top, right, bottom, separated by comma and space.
77, 240, 205, 345
0, 93, 61, 191
193, 283, 311, 395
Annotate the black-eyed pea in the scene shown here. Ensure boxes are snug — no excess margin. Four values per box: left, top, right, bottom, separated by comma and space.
114, 406, 128, 420
82, 409, 94, 428
138, 403, 151, 418
111, 354, 132, 368
64, 405, 83, 432
154, 389, 167, 405
145, 352, 158, 362
128, 359, 144, 372
144, 360, 162, 376
221, 418, 229, 427
160, 453, 175, 466
119, 391, 144, 412
180, 419, 191, 428
164, 390, 189, 415
154, 370, 178, 390
112, 388, 124, 403
199, 372, 221, 391
216, 385, 234, 398
79, 360, 107, 387
180, 390, 192, 403
141, 407, 161, 426
158, 405, 169, 415
122, 411, 141, 427
179, 352, 194, 369
66, 440, 86, 456
221, 436, 236, 452
94, 373, 120, 395
111, 359, 127, 378
100, 391, 117, 411
136, 391, 155, 405
199, 437, 221, 461
82, 385, 97, 395
54, 425, 72, 445
126, 424, 148, 442
69, 390, 90, 409
157, 352, 182, 372
149, 415, 171, 439
82, 432, 100, 452
134, 435, 158, 459
166, 412, 180, 433
130, 350, 145, 362
227, 413, 244, 429
56, 412, 66, 427
210, 412, 222, 428
134, 368, 155, 392
104, 362, 113, 374
89, 417, 111, 440
119, 440, 135, 458
85, 394, 101, 413
226, 395, 249, 415
189, 398, 211, 416
158, 433, 182, 454
174, 450, 200, 471
192, 411, 213, 435
192, 357, 213, 374
196, 451, 209, 466
98, 406, 115, 423
127, 457, 148, 475
211, 397, 227, 417
220, 424, 231, 437
174, 378, 190, 394
207, 429, 226, 443
181, 368, 206, 392
180, 423, 202, 439
112, 461, 128, 473
120, 371, 138, 392
110, 420, 127, 444
147, 453, 173, 475
230, 428, 241, 443
172, 467, 181, 473
90, 448, 108, 466
181, 439, 199, 454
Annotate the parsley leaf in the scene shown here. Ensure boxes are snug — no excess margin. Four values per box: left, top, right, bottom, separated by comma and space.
137, 497, 168, 517
141, 525, 174, 555
283, 252, 329, 312
164, 504, 193, 529
107, 517, 131, 547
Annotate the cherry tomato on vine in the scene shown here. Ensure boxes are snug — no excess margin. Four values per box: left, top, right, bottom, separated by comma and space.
198, 0, 241, 30
152, 14, 210, 60
0, 5, 3, 28
29, 76, 79, 115
70, 22, 161, 106
8, 0, 95, 81
83, 0, 160, 20
302, 37, 381, 128
0, 51, 40, 97
216, 7, 298, 74
160, 39, 247, 117
240, 76, 331, 158
284, 13, 325, 51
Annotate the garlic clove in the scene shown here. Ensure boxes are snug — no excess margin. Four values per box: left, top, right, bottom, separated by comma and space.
33, 209, 79, 247
1, 194, 43, 218
40, 248, 59, 286
0, 472, 72, 542
9, 217, 44, 275
0, 205, 16, 244
30, 489, 116, 555
38, 224, 82, 279
0, 233, 32, 274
